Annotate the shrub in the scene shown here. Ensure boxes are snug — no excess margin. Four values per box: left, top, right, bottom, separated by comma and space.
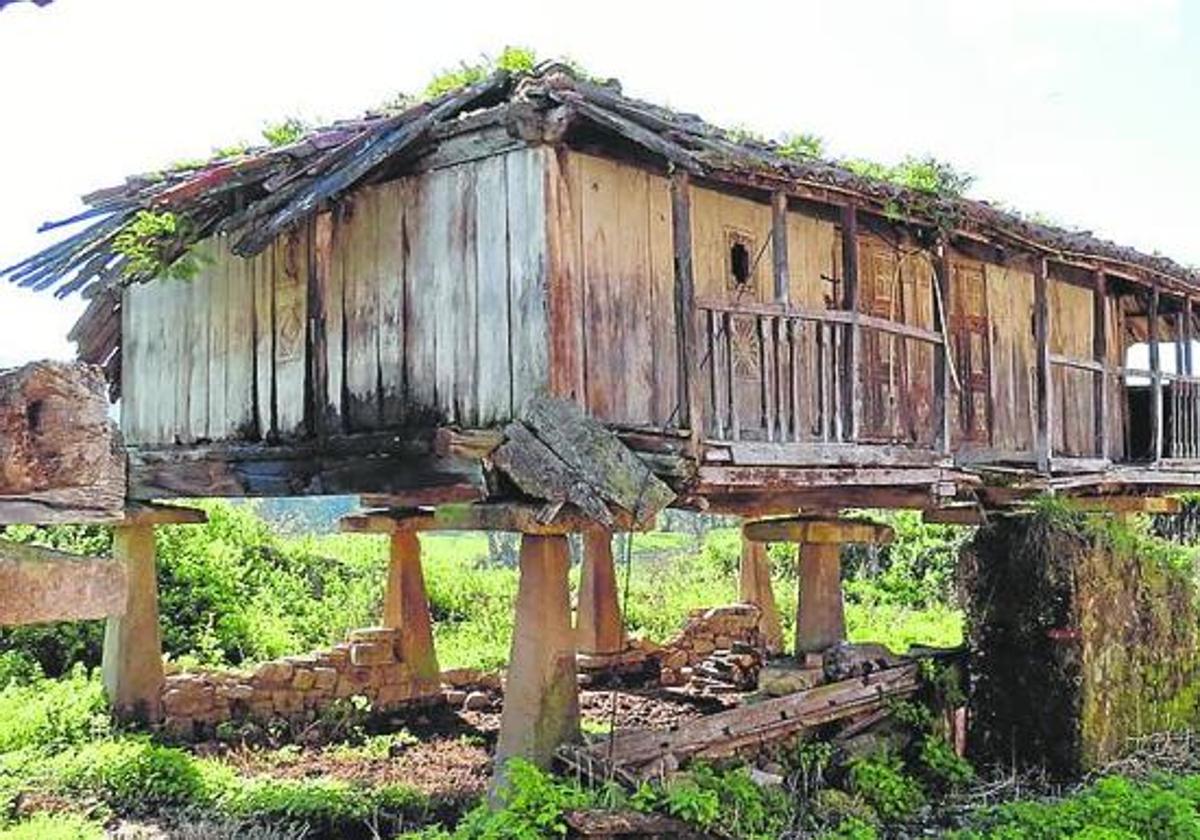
50, 738, 206, 812
0, 813, 105, 840
918, 735, 974, 792
0, 667, 110, 753
846, 751, 925, 823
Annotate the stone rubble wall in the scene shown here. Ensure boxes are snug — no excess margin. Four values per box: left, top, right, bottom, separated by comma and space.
655, 604, 765, 687
159, 627, 441, 739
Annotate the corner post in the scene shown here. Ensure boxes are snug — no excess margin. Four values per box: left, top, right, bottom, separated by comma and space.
495, 533, 580, 772
738, 536, 783, 654
1150, 282, 1163, 462
933, 237, 952, 454
385, 530, 440, 690
839, 204, 860, 442
576, 529, 625, 655
1093, 271, 1109, 459
102, 524, 164, 722
671, 171, 701, 450
1033, 256, 1052, 472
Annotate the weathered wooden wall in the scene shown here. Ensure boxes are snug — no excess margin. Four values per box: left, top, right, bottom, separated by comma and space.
122, 148, 550, 446
983, 262, 1037, 457
1049, 275, 1097, 457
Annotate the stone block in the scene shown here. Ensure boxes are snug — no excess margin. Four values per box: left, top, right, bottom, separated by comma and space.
350, 641, 395, 667
463, 690, 491, 711
348, 626, 403, 646
273, 691, 304, 715
291, 669, 316, 691
444, 689, 467, 706
162, 684, 214, 717
312, 667, 338, 691
162, 716, 195, 740
216, 683, 255, 702
252, 661, 294, 688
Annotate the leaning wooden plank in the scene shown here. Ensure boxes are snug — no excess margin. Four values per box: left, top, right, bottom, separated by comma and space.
521, 396, 675, 521
0, 361, 124, 525
491, 423, 614, 526
0, 541, 126, 625
595, 664, 919, 769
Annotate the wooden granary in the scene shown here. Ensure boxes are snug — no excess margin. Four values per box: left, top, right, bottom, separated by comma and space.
7, 63, 1200, 771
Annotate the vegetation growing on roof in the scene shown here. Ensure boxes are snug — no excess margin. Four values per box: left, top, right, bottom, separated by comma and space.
778, 132, 826, 159
111, 210, 208, 282
261, 116, 309, 148
422, 46, 538, 100
843, 154, 975, 199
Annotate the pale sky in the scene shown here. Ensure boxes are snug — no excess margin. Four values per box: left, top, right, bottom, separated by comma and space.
1, 0, 1197, 368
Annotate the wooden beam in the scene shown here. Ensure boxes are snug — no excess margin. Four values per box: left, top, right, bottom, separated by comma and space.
120, 503, 207, 527
1066, 495, 1181, 515
1150, 283, 1163, 462
342, 503, 655, 536
0, 541, 126, 626
671, 171, 702, 447
933, 239, 952, 454
716, 442, 951, 468
1094, 271, 1109, 460
922, 505, 987, 526
840, 204, 860, 441
1034, 256, 1052, 472
697, 487, 940, 516
743, 515, 895, 545
771, 191, 789, 304
127, 433, 486, 501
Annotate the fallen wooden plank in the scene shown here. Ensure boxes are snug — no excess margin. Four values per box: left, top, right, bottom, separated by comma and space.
0, 540, 126, 625
591, 664, 919, 771
0, 360, 124, 524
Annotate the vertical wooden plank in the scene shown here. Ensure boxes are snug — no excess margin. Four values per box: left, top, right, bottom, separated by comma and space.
376, 181, 407, 426
1184, 298, 1194, 459
648, 173, 677, 427
273, 227, 308, 438
476, 155, 514, 424
758, 316, 773, 441
507, 147, 551, 411
933, 240, 952, 453
1149, 282, 1162, 462
541, 150, 582, 408
252, 246, 275, 440
1093, 271, 1109, 459
725, 312, 739, 440
671, 171, 700, 450
840, 205, 860, 441
431, 168, 461, 422
452, 164, 479, 426
207, 247, 229, 440
1033, 256, 1051, 472
707, 309, 723, 439
343, 189, 383, 430
119, 286, 135, 441
189, 248, 213, 443
308, 212, 333, 435
226, 247, 256, 439
405, 170, 437, 411
771, 192, 789, 304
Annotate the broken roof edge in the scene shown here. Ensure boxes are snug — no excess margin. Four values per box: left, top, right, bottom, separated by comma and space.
6, 62, 1197, 308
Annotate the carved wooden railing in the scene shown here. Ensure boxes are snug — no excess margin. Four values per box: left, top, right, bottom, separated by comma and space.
695, 299, 945, 449
1162, 372, 1200, 461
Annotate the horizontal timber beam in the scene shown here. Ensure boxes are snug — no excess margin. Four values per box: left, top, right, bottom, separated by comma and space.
341, 502, 655, 536
0, 540, 126, 626
1065, 496, 1182, 515
743, 516, 895, 545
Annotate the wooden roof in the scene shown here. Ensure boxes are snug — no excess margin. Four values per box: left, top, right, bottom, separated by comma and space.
6, 63, 1197, 394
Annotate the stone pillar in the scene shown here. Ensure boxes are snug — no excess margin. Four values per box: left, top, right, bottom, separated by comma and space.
576, 529, 625, 655
384, 530, 440, 690
796, 542, 846, 655
738, 537, 783, 654
496, 534, 580, 772
101, 524, 164, 722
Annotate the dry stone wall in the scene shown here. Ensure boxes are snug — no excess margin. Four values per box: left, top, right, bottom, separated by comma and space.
160, 627, 442, 739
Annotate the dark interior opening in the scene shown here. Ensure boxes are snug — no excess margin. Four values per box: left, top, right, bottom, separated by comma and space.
730, 241, 751, 286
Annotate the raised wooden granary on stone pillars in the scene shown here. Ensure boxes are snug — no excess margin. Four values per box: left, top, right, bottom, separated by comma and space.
7, 63, 1200, 773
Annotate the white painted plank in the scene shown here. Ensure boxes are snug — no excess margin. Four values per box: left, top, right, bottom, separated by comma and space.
474, 154, 512, 425
376, 180, 406, 426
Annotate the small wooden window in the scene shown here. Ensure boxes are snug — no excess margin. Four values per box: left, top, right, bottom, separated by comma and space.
726, 229, 756, 291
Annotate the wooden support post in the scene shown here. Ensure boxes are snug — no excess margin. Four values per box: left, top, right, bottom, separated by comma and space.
1093, 271, 1109, 460
1150, 283, 1163, 462
771, 191, 789, 304
495, 534, 580, 774
671, 171, 702, 448
933, 239, 952, 454
102, 524, 164, 722
1185, 299, 1194, 376
1033, 256, 1052, 472
840, 204, 860, 441
576, 529, 625, 655
796, 542, 845, 655
738, 536, 783, 654
384, 531, 440, 689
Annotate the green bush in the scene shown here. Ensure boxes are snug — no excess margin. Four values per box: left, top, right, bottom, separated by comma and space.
0, 666, 110, 753
846, 751, 926, 823
50, 738, 206, 812
0, 813, 106, 840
